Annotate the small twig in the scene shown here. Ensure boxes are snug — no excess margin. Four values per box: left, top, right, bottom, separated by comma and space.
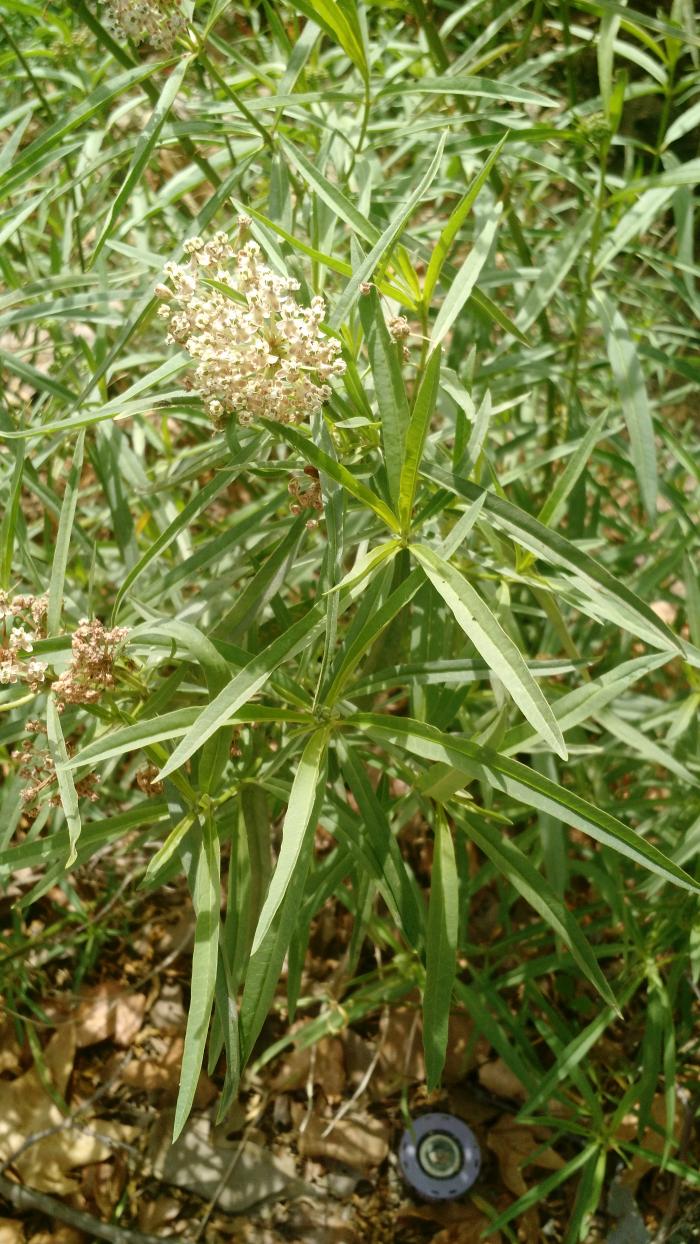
0, 1171, 179, 1244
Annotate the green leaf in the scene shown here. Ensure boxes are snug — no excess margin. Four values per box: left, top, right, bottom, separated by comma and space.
47, 431, 84, 637
339, 739, 425, 946
399, 346, 442, 533
329, 134, 446, 329
0, 441, 25, 590
46, 694, 82, 868
423, 135, 507, 305
537, 414, 609, 529
0, 60, 162, 201
251, 728, 329, 953
156, 604, 327, 780
239, 774, 327, 1063
359, 288, 412, 509
423, 807, 459, 1089
353, 715, 700, 892
411, 543, 567, 758
594, 291, 657, 520
173, 807, 220, 1140
430, 204, 502, 350
379, 75, 557, 106
112, 450, 266, 619
421, 464, 682, 654
91, 58, 192, 265
293, 0, 368, 80
279, 137, 379, 246
262, 419, 400, 531
459, 811, 618, 1007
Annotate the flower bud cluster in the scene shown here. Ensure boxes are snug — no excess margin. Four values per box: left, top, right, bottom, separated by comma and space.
53, 619, 129, 711
15, 722, 98, 811
102, 0, 186, 50
0, 592, 48, 690
288, 466, 323, 530
156, 230, 345, 428
388, 315, 410, 342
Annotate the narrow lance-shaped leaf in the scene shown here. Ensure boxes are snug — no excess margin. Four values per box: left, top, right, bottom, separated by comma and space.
329, 133, 446, 329
359, 287, 412, 510
423, 134, 507, 305
46, 694, 82, 868
47, 431, 85, 637
594, 290, 657, 520
239, 775, 328, 1063
459, 811, 617, 1008
173, 807, 220, 1140
261, 418, 400, 531
412, 543, 567, 758
430, 204, 502, 350
353, 714, 700, 893
423, 806, 459, 1089
91, 57, 193, 265
250, 728, 329, 954
421, 464, 682, 655
399, 346, 441, 533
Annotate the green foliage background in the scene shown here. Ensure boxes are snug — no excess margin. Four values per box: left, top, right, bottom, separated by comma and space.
1, 0, 699, 1235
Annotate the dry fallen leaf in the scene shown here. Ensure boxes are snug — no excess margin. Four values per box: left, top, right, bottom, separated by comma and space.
487, 1115, 564, 1244
431, 1210, 503, 1244
271, 1036, 346, 1103
0, 1021, 24, 1076
487, 1114, 564, 1198
375, 1006, 424, 1095
82, 1155, 127, 1219
138, 1194, 183, 1234
28, 1230, 84, 1244
0, 1220, 26, 1244
615, 1094, 682, 1190
149, 1110, 312, 1214
478, 1057, 528, 1102
72, 983, 147, 1048
293, 1107, 390, 1173
0, 1026, 115, 1194
120, 1035, 216, 1107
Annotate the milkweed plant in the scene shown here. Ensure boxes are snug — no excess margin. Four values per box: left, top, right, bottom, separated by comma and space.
1, 0, 699, 1235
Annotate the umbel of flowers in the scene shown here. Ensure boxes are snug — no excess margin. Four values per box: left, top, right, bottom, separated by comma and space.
0, 592, 49, 690
102, 0, 186, 50
155, 227, 346, 429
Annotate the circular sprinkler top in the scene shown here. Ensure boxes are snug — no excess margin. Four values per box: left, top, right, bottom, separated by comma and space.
398, 1112, 481, 1202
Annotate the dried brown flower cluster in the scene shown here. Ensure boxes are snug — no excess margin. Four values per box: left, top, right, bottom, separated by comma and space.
288, 466, 323, 529
0, 592, 48, 691
136, 763, 164, 796
102, 0, 186, 50
388, 315, 410, 341
156, 228, 345, 428
15, 721, 98, 810
53, 619, 129, 711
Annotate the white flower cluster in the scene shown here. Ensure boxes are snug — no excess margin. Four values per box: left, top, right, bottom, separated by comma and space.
53, 618, 129, 711
156, 229, 345, 428
102, 0, 186, 50
0, 593, 48, 690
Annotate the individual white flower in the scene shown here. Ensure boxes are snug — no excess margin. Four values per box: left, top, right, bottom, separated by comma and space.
25, 659, 47, 685
9, 626, 34, 653
157, 229, 345, 429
